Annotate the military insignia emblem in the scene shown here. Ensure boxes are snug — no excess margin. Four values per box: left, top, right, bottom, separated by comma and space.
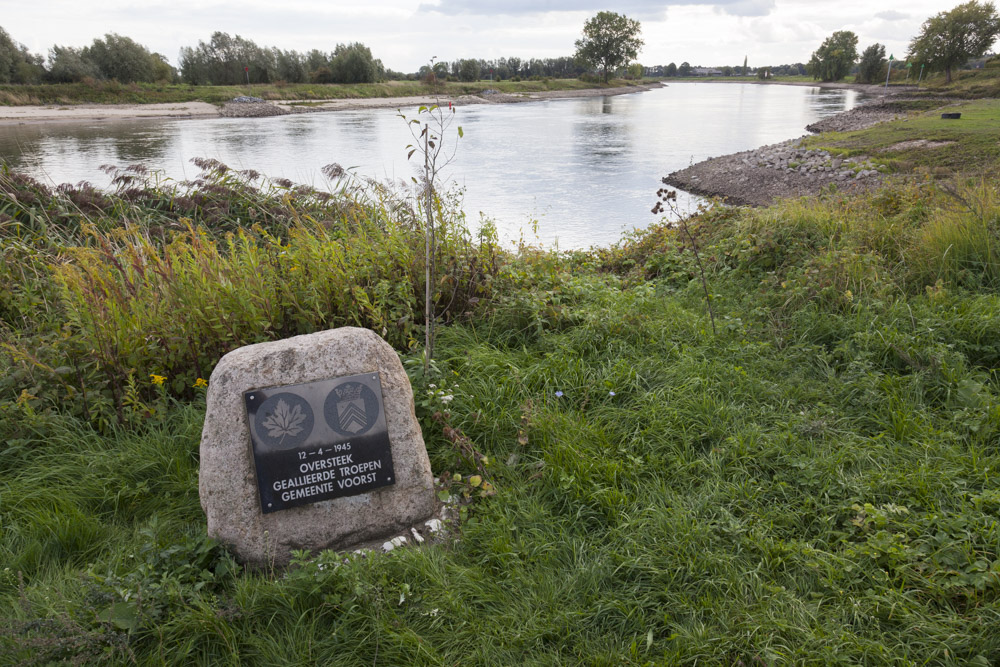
325, 381, 379, 436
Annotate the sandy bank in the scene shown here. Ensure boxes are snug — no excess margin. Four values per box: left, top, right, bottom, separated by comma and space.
271, 83, 664, 114
0, 101, 221, 124
0, 83, 663, 125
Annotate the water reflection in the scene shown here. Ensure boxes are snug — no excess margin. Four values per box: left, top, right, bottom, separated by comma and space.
0, 83, 861, 248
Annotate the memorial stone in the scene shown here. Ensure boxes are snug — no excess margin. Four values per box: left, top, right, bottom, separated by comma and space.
199, 327, 436, 566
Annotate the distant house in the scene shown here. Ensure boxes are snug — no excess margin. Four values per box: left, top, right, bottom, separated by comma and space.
692, 68, 723, 76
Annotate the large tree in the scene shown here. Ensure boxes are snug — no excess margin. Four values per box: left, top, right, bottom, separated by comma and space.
808, 31, 858, 82
908, 1, 1000, 83
84, 33, 157, 83
856, 43, 887, 84
574, 11, 643, 83
0, 25, 42, 84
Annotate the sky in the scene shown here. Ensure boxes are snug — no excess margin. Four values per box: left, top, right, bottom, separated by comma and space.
0, 0, 971, 73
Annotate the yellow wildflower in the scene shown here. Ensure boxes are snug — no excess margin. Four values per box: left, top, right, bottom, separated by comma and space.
150, 374, 167, 386
193, 378, 208, 388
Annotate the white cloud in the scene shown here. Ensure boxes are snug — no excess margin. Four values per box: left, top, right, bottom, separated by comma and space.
875, 10, 909, 21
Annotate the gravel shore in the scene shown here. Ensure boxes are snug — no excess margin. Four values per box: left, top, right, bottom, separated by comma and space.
664, 95, 914, 206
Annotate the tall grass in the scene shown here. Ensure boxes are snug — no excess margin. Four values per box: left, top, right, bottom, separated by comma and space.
0, 162, 500, 429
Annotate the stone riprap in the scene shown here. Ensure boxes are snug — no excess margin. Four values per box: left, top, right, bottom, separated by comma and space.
741, 142, 886, 182
199, 327, 436, 567
219, 100, 291, 118
661, 95, 923, 207
804, 101, 908, 133
664, 139, 887, 207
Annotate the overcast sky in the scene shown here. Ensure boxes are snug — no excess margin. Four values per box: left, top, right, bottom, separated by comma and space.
2, 1, 973, 72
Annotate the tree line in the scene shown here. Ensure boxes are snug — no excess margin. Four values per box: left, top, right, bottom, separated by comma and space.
0, 27, 386, 85
3, 2, 997, 88
0, 25, 596, 86
412, 56, 589, 83
806, 1, 999, 84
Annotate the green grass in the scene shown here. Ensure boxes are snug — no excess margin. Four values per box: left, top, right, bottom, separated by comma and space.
0, 78, 647, 107
802, 98, 1000, 176
2, 136, 1000, 663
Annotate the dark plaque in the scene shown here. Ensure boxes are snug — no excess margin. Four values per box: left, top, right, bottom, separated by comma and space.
244, 372, 396, 514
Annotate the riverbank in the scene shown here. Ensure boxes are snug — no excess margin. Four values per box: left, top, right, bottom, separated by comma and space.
3, 141, 999, 663
664, 95, 984, 206
0, 81, 663, 125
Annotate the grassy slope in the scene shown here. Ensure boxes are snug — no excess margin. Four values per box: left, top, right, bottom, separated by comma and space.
1, 112, 1000, 663
804, 98, 1000, 176
0, 78, 645, 107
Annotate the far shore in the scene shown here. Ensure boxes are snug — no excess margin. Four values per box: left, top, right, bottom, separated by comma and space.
0, 83, 665, 126
1, 79, 903, 126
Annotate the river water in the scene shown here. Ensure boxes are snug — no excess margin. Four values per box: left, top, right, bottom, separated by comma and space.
0, 83, 860, 248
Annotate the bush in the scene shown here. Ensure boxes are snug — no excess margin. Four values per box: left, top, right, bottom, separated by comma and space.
1, 163, 501, 428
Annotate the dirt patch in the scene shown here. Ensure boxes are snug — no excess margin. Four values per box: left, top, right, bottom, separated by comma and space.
882, 139, 956, 152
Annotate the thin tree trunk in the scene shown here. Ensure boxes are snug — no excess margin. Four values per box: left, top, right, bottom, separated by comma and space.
423, 130, 434, 375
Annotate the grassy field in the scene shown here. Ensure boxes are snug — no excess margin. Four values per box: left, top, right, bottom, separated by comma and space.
0, 78, 645, 107
1, 116, 1000, 663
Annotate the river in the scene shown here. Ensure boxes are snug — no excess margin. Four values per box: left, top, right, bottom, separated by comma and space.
0, 83, 861, 248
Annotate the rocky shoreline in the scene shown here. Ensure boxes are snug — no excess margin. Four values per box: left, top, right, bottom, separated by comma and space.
664, 97, 911, 206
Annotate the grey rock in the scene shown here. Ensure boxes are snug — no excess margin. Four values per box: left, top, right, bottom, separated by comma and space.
199, 327, 436, 567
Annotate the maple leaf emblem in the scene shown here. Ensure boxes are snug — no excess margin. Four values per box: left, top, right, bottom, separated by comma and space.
261, 399, 306, 444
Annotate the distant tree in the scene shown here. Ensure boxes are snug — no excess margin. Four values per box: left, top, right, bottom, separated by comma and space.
310, 66, 334, 83
756, 67, 770, 80
305, 49, 329, 75
807, 30, 859, 81
15, 46, 44, 83
151, 54, 177, 83
678, 61, 692, 77
742, 55, 748, 76
0, 26, 23, 83
457, 58, 479, 82
721, 65, 733, 76
272, 48, 307, 83
507, 56, 522, 78
46, 45, 100, 83
0, 26, 42, 83
329, 42, 382, 84
84, 33, 157, 83
179, 32, 289, 85
908, 1, 1000, 83
856, 43, 886, 84
665, 62, 677, 77
574, 11, 643, 83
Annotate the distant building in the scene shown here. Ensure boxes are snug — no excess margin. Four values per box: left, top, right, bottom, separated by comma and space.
692, 68, 723, 76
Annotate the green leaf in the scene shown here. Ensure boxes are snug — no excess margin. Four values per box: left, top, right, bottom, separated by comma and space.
457, 126, 464, 138
97, 601, 139, 631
